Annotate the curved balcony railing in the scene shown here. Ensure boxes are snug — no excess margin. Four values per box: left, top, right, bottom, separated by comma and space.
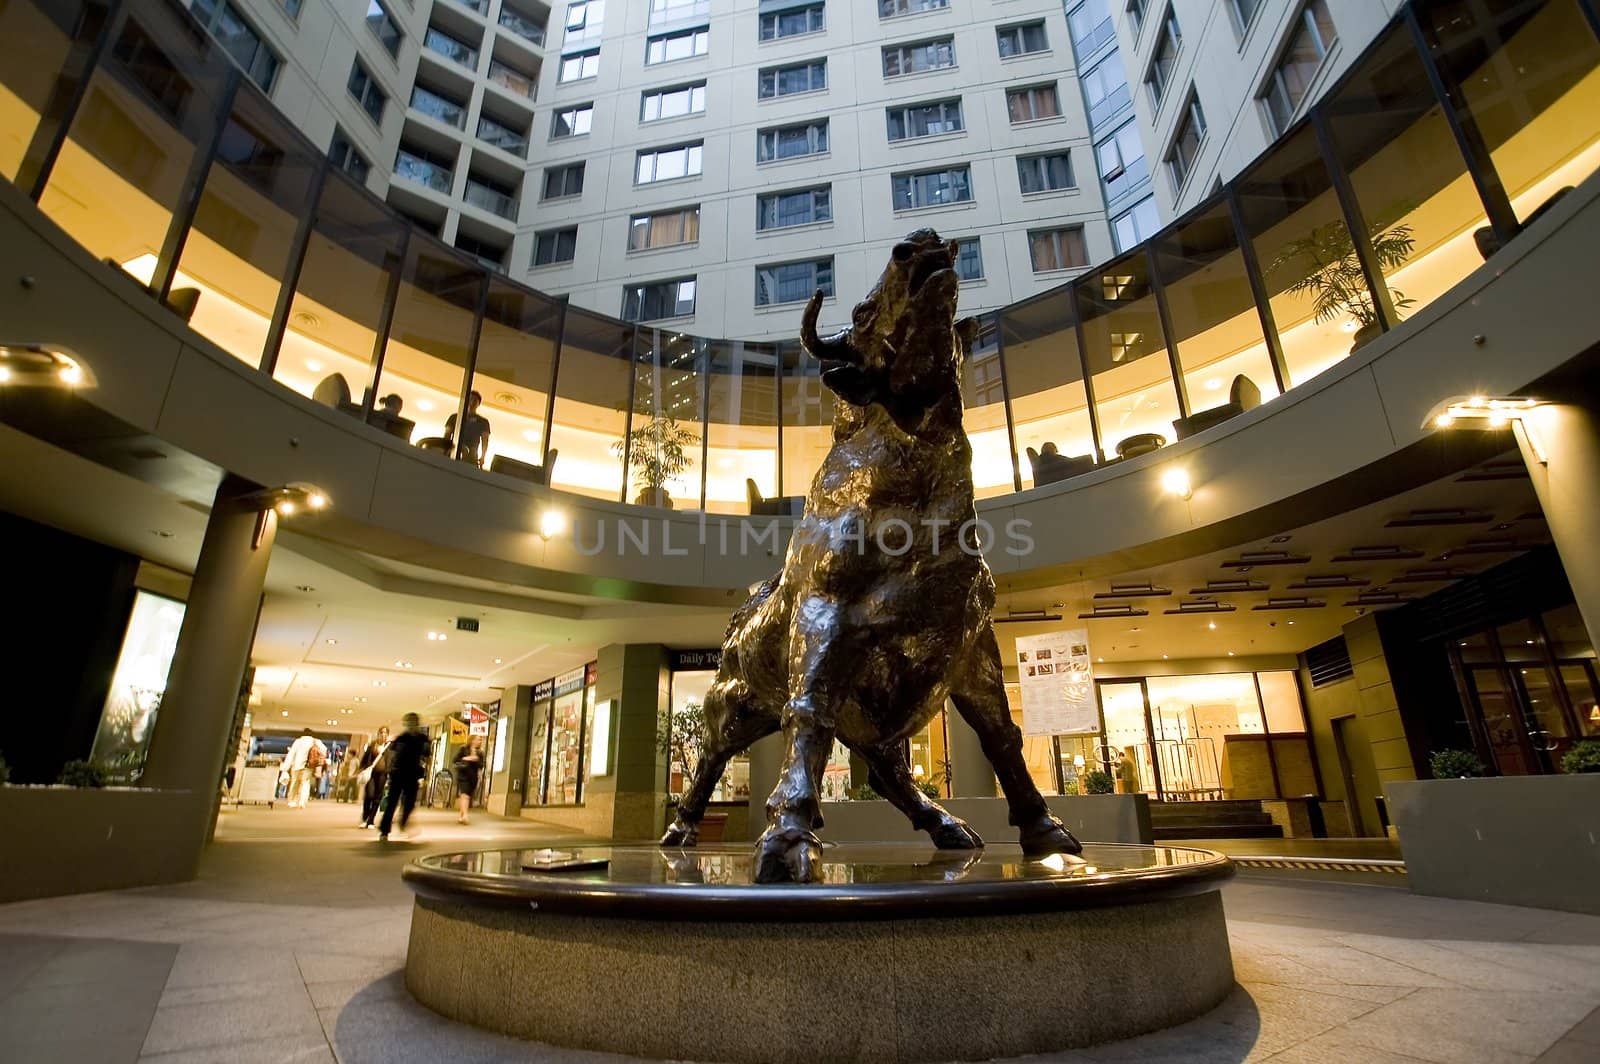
2, 0, 1598, 515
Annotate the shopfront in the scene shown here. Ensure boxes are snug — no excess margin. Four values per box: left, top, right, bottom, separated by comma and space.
666, 651, 748, 803
522, 665, 597, 806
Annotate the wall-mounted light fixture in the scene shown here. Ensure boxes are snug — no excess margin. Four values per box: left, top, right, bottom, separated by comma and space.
1424, 395, 1547, 463
0, 344, 94, 388
538, 508, 568, 541
1160, 467, 1193, 500
238, 481, 332, 548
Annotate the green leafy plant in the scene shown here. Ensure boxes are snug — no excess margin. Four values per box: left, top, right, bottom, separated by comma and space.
1429, 748, 1487, 779
1059, 778, 1079, 797
58, 759, 107, 788
848, 783, 882, 801
1561, 738, 1600, 775
613, 413, 699, 507
1271, 218, 1417, 334
657, 699, 707, 798
0, 751, 9, 785
1082, 769, 1115, 795
916, 779, 941, 800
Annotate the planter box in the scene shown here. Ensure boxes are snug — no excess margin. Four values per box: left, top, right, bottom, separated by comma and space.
774, 795, 1152, 846
1385, 776, 1600, 914
0, 786, 205, 902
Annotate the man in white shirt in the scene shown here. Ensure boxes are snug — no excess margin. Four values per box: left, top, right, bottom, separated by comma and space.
282, 729, 327, 809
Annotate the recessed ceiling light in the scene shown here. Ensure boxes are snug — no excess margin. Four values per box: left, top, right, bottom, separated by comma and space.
151, 529, 174, 538
1161, 654, 1168, 659
1227, 651, 1235, 657
305, 359, 323, 373
295, 585, 315, 593
1287, 620, 1295, 626
1205, 377, 1222, 391
1096, 656, 1104, 663
427, 632, 438, 640
326, 718, 337, 725
1207, 621, 1217, 630
373, 680, 387, 687
325, 638, 338, 646
437, 634, 446, 641
280, 709, 289, 716
493, 658, 503, 665
416, 398, 434, 411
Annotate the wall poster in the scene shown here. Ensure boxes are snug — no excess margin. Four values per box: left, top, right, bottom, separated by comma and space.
1014, 629, 1097, 737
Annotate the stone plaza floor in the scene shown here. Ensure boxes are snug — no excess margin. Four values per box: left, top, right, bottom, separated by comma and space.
0, 802, 1595, 1064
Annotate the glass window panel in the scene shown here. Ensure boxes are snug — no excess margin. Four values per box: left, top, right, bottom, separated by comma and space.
1424, 0, 1600, 226
780, 341, 832, 498
1076, 251, 1179, 461
1257, 671, 1305, 733
274, 171, 405, 412
628, 329, 704, 508
668, 670, 751, 800
1235, 124, 1365, 388
1000, 291, 1096, 487
1098, 681, 1156, 795
0, 0, 109, 185
1324, 26, 1489, 342
1152, 198, 1279, 421
1542, 603, 1596, 661
1558, 665, 1599, 739
545, 669, 587, 803
375, 243, 484, 462
173, 91, 317, 369
1495, 617, 1544, 663
705, 340, 778, 514
1146, 673, 1263, 799
546, 307, 632, 500
469, 282, 559, 472
961, 315, 1013, 498
37, 10, 232, 282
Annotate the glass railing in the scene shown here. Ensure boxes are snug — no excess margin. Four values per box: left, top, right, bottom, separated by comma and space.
394, 149, 454, 193
486, 59, 537, 100
410, 85, 466, 128
4, 0, 1597, 510
424, 27, 479, 70
498, 9, 547, 46
464, 179, 519, 220
477, 117, 528, 158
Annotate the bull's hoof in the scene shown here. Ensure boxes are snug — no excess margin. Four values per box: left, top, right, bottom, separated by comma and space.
1019, 813, 1083, 857
660, 819, 699, 848
754, 825, 823, 883
928, 817, 984, 850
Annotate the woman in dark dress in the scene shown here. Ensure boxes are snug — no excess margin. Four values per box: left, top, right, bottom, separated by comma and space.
357, 726, 390, 829
453, 733, 485, 825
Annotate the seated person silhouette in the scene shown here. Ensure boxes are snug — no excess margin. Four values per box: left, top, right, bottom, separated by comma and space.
366, 393, 416, 442
444, 390, 492, 468
1031, 441, 1090, 484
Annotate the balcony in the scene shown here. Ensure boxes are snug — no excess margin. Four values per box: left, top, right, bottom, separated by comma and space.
464, 177, 518, 220
424, 27, 480, 71
410, 85, 466, 129
498, 8, 547, 47
394, 149, 454, 194
486, 60, 537, 101
477, 116, 528, 158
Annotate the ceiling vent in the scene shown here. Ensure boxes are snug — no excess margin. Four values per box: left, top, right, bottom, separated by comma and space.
1252, 597, 1327, 611
1219, 550, 1310, 567
1331, 545, 1424, 563
1093, 581, 1172, 598
1288, 574, 1368, 589
1305, 636, 1354, 687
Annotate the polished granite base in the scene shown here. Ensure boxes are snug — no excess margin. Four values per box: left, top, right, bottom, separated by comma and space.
402, 843, 1235, 1063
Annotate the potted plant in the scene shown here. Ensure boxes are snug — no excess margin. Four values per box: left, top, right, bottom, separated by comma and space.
658, 699, 707, 800
1561, 738, 1600, 774
1082, 769, 1115, 795
614, 413, 699, 509
1428, 748, 1486, 779
58, 759, 107, 788
1271, 217, 1417, 352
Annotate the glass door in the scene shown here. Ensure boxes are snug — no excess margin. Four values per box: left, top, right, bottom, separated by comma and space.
1096, 681, 1159, 798
1464, 667, 1539, 776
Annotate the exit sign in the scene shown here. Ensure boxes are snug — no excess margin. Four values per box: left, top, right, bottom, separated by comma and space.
455, 617, 480, 632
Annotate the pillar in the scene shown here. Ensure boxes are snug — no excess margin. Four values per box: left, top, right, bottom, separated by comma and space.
141, 476, 274, 860
487, 685, 535, 817
946, 708, 998, 798
1518, 402, 1600, 650
745, 733, 782, 841
594, 642, 669, 840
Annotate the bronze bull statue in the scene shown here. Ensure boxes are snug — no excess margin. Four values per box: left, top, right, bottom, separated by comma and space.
661, 229, 1083, 883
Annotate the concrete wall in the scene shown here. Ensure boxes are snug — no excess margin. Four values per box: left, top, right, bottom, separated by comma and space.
805, 794, 1153, 845
0, 787, 204, 902
1299, 667, 1380, 835
1345, 613, 1421, 797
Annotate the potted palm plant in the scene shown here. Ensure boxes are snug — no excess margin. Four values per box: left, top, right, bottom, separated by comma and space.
614, 413, 699, 509
1271, 217, 1417, 352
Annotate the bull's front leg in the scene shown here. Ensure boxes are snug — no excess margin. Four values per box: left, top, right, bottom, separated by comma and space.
755, 595, 852, 884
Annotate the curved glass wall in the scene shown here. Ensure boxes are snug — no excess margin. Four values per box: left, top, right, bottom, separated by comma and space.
3, 0, 1596, 512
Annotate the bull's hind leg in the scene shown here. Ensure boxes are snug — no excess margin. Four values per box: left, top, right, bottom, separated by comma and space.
857, 741, 983, 849
661, 682, 778, 847
950, 624, 1082, 857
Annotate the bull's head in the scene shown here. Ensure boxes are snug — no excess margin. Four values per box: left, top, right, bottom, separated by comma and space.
800, 228, 977, 423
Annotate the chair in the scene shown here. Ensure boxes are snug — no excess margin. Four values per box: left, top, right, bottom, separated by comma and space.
415, 436, 453, 455
747, 478, 804, 517
1115, 432, 1166, 460
1171, 375, 1261, 441
1025, 445, 1097, 487
312, 373, 363, 418
489, 448, 558, 486
365, 409, 416, 442
165, 287, 201, 323
1473, 186, 1573, 259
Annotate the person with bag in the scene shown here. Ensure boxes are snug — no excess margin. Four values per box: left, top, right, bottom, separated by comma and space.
453, 733, 485, 825
377, 714, 431, 842
355, 726, 391, 829
282, 729, 327, 810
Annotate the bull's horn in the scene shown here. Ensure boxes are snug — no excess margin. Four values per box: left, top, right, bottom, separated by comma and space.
800, 289, 858, 364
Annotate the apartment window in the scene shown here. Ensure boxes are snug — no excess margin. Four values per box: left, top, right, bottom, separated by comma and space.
880, 0, 948, 17
411, 83, 467, 127
1067, 0, 1114, 53
1006, 84, 1060, 123
636, 141, 704, 183
758, 119, 829, 162
533, 227, 578, 266
190, 1, 281, 91
280, 0, 302, 17
756, 258, 834, 306
1261, 0, 1337, 134
996, 22, 1048, 58
1082, 52, 1131, 126
551, 103, 592, 138
1017, 151, 1075, 194
642, 82, 707, 121
566, 0, 604, 40
423, 26, 477, 68
328, 127, 370, 183
1028, 227, 1088, 272
1231, 0, 1264, 33
455, 233, 506, 271
365, 1, 402, 57
1126, 0, 1146, 37
649, 0, 709, 26
394, 141, 453, 192
478, 114, 528, 156
1096, 120, 1147, 200
347, 60, 386, 124
887, 98, 963, 141
1112, 196, 1160, 252
955, 239, 983, 281
646, 26, 709, 64
883, 37, 955, 77
1146, 9, 1180, 106
759, 59, 827, 98
1167, 93, 1206, 190
892, 166, 972, 210
757, 186, 832, 230
761, 3, 824, 41
623, 278, 697, 322
542, 161, 585, 199
630, 206, 701, 251
560, 48, 600, 82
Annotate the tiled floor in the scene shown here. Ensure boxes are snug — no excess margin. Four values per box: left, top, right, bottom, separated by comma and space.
1, 802, 1597, 1063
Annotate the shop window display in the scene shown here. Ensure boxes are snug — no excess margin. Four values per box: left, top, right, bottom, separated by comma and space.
666, 669, 750, 802
90, 590, 186, 784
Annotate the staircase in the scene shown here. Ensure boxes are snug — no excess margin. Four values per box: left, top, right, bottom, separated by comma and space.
1149, 799, 1284, 840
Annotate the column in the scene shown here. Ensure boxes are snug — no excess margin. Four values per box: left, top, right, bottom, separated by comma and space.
946, 708, 998, 798
486, 685, 535, 817
745, 733, 782, 841
594, 642, 669, 840
1518, 402, 1600, 649
141, 475, 275, 854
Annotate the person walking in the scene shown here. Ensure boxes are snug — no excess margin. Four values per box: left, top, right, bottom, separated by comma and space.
377, 714, 431, 842
1115, 746, 1142, 795
453, 733, 485, 825
356, 726, 391, 829
282, 728, 327, 809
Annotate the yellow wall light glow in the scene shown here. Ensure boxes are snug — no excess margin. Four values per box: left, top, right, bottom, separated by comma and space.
1160, 467, 1193, 500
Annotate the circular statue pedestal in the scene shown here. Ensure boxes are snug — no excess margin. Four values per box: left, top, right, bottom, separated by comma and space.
402, 843, 1234, 1063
